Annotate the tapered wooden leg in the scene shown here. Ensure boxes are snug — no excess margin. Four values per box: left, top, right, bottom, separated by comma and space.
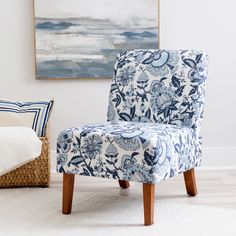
143, 183, 155, 226
183, 168, 198, 196
118, 180, 130, 189
62, 173, 75, 214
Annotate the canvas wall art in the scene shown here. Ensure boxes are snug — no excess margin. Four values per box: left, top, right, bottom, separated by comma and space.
34, 0, 159, 79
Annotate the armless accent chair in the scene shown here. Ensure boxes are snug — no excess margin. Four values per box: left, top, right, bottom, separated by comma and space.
57, 50, 209, 226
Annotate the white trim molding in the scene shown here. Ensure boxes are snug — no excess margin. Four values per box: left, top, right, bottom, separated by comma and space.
201, 146, 236, 168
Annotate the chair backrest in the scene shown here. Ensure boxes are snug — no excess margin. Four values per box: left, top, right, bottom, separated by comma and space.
107, 49, 209, 134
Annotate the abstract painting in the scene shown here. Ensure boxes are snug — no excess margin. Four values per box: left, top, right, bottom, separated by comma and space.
34, 0, 159, 79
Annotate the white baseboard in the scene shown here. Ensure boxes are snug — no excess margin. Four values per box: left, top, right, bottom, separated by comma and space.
51, 151, 56, 172
201, 146, 236, 168
50, 146, 236, 172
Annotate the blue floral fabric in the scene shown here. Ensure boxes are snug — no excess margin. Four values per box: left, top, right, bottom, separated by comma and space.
57, 50, 209, 183
57, 122, 197, 183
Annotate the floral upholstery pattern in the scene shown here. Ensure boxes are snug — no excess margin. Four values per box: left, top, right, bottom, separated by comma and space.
57, 122, 197, 183
57, 50, 209, 183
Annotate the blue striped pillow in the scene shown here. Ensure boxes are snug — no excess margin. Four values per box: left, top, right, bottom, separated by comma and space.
0, 100, 53, 137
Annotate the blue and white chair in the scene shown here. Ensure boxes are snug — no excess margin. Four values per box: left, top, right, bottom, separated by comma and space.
57, 50, 209, 225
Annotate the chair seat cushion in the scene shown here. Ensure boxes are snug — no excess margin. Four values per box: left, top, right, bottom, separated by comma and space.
57, 122, 198, 183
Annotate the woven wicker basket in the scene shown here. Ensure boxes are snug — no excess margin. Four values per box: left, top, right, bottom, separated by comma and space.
0, 136, 50, 188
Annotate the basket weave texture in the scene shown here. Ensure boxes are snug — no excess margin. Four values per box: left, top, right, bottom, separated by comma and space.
0, 136, 50, 188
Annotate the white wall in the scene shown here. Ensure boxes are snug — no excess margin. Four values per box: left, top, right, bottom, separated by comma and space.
161, 0, 236, 167
0, 0, 235, 167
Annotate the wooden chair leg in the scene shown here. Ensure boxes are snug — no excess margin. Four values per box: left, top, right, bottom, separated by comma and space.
143, 183, 155, 226
62, 173, 75, 214
183, 168, 198, 196
118, 180, 130, 189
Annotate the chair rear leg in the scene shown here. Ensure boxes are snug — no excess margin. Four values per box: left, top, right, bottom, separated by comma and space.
143, 183, 155, 226
118, 180, 130, 189
183, 168, 198, 196
62, 173, 75, 214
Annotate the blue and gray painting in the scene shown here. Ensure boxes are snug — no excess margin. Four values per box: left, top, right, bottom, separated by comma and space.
35, 17, 158, 78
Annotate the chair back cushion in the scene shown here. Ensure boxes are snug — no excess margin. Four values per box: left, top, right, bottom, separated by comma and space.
107, 50, 209, 133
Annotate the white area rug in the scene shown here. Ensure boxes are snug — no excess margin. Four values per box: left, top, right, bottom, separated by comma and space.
0, 186, 236, 236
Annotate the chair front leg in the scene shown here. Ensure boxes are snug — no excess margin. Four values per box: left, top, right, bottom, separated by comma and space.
143, 183, 155, 226
62, 173, 75, 214
118, 180, 130, 189
183, 168, 198, 196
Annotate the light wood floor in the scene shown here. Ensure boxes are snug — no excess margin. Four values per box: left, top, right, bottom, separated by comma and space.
52, 169, 236, 209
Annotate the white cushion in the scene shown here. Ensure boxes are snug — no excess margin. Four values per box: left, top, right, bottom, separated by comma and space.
0, 127, 42, 176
